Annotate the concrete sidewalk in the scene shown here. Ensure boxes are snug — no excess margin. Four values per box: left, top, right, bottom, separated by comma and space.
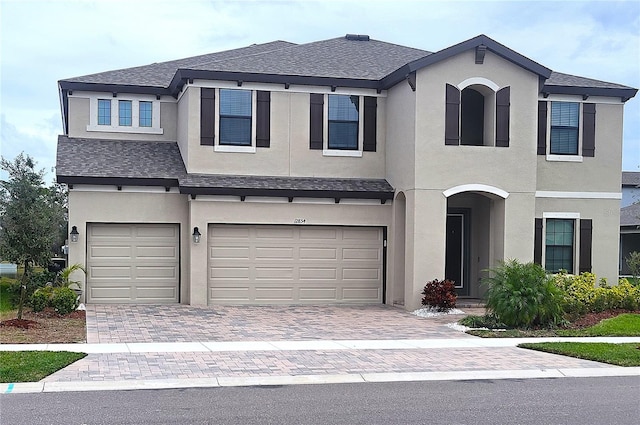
2, 336, 639, 394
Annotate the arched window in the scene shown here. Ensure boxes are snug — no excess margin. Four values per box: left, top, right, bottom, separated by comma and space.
445, 82, 510, 147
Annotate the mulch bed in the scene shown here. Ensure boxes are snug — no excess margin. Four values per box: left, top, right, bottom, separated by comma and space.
0, 308, 86, 344
563, 309, 637, 329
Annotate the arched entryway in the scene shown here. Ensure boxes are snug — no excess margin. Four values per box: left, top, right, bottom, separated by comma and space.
444, 185, 507, 298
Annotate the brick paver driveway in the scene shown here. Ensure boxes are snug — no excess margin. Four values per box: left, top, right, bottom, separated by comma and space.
86, 304, 479, 343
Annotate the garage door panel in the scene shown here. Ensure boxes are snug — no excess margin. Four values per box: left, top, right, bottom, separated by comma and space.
87, 223, 179, 304
255, 247, 294, 259
89, 246, 132, 260
299, 247, 338, 260
343, 268, 380, 280
212, 226, 250, 239
209, 225, 382, 305
255, 287, 294, 300
255, 267, 294, 280
299, 287, 338, 301
210, 246, 250, 259
299, 268, 337, 280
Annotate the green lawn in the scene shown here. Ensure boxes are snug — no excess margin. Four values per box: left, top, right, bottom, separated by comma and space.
0, 278, 15, 312
518, 342, 640, 367
0, 351, 87, 383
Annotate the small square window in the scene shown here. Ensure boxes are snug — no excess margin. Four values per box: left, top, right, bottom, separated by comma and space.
550, 102, 579, 155
139, 101, 152, 127
219, 89, 252, 146
119, 100, 132, 126
98, 99, 111, 125
328, 95, 359, 150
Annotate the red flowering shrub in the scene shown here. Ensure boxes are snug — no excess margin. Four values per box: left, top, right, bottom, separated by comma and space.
421, 279, 457, 312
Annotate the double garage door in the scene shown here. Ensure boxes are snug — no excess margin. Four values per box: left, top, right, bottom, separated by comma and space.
86, 223, 383, 305
86, 223, 180, 304
208, 225, 383, 304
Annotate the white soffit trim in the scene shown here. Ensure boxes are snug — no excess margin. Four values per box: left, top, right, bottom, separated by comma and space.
543, 212, 581, 219
443, 184, 509, 199
535, 191, 621, 200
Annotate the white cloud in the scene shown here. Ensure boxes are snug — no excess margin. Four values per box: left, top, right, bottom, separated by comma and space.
0, 0, 638, 171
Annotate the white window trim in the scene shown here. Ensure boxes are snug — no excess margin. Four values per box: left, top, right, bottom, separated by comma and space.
322, 94, 364, 157
214, 88, 257, 154
545, 100, 583, 162
87, 96, 162, 134
542, 212, 580, 274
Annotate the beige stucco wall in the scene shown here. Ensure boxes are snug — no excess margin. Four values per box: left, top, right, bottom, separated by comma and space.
67, 95, 178, 141
385, 81, 417, 191
187, 198, 393, 305
536, 101, 624, 192
536, 197, 621, 284
67, 189, 190, 303
182, 85, 386, 178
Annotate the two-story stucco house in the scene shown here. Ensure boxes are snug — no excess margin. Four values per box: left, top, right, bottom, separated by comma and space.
56, 34, 637, 311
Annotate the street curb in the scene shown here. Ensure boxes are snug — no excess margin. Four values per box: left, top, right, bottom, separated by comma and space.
3, 367, 639, 394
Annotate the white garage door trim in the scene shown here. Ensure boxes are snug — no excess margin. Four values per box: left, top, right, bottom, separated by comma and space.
208, 224, 385, 305
86, 223, 180, 304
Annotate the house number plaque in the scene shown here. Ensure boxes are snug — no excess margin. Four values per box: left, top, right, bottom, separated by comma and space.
294, 218, 307, 224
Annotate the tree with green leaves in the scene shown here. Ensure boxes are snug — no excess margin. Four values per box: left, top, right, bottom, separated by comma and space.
0, 153, 66, 319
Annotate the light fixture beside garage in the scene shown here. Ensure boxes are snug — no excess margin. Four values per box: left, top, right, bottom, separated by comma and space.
70, 226, 79, 243
192, 227, 201, 243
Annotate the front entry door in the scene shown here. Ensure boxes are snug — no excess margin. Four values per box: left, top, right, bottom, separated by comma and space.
445, 212, 468, 296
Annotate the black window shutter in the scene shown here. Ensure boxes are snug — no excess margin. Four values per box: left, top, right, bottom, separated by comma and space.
363, 96, 377, 152
495, 86, 510, 147
256, 91, 271, 148
537, 101, 547, 155
579, 219, 593, 273
582, 103, 596, 157
200, 88, 215, 146
445, 84, 460, 146
309, 93, 324, 150
534, 218, 543, 265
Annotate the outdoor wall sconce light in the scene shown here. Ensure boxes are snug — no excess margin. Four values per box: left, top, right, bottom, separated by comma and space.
192, 227, 201, 243
70, 226, 79, 243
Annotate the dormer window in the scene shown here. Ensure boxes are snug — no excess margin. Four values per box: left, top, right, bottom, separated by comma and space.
98, 99, 111, 125
119, 100, 132, 126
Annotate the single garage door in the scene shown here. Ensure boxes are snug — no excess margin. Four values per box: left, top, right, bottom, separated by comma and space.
208, 225, 383, 304
86, 223, 179, 303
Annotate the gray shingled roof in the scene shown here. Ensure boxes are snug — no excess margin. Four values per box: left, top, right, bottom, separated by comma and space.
623, 171, 640, 187
621, 203, 640, 227
188, 37, 430, 80
546, 71, 634, 90
56, 136, 394, 198
62, 41, 296, 88
56, 136, 186, 180
180, 174, 394, 194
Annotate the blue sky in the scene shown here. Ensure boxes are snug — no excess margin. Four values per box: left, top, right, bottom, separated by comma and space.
1, 0, 639, 181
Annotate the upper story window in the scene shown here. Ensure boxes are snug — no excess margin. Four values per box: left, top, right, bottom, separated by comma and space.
328, 95, 359, 150
445, 81, 510, 148
309, 93, 377, 157
139, 101, 152, 127
550, 102, 579, 155
119, 100, 132, 126
98, 99, 111, 125
219, 89, 252, 146
199, 88, 270, 152
87, 95, 163, 134
537, 99, 595, 161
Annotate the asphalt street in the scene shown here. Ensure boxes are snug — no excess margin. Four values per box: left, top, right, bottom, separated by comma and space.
2, 376, 639, 425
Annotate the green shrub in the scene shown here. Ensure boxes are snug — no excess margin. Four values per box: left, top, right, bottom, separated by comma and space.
421, 279, 457, 312
458, 314, 506, 329
50, 287, 78, 315
6, 269, 54, 306
482, 259, 564, 328
553, 273, 640, 317
31, 286, 54, 312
